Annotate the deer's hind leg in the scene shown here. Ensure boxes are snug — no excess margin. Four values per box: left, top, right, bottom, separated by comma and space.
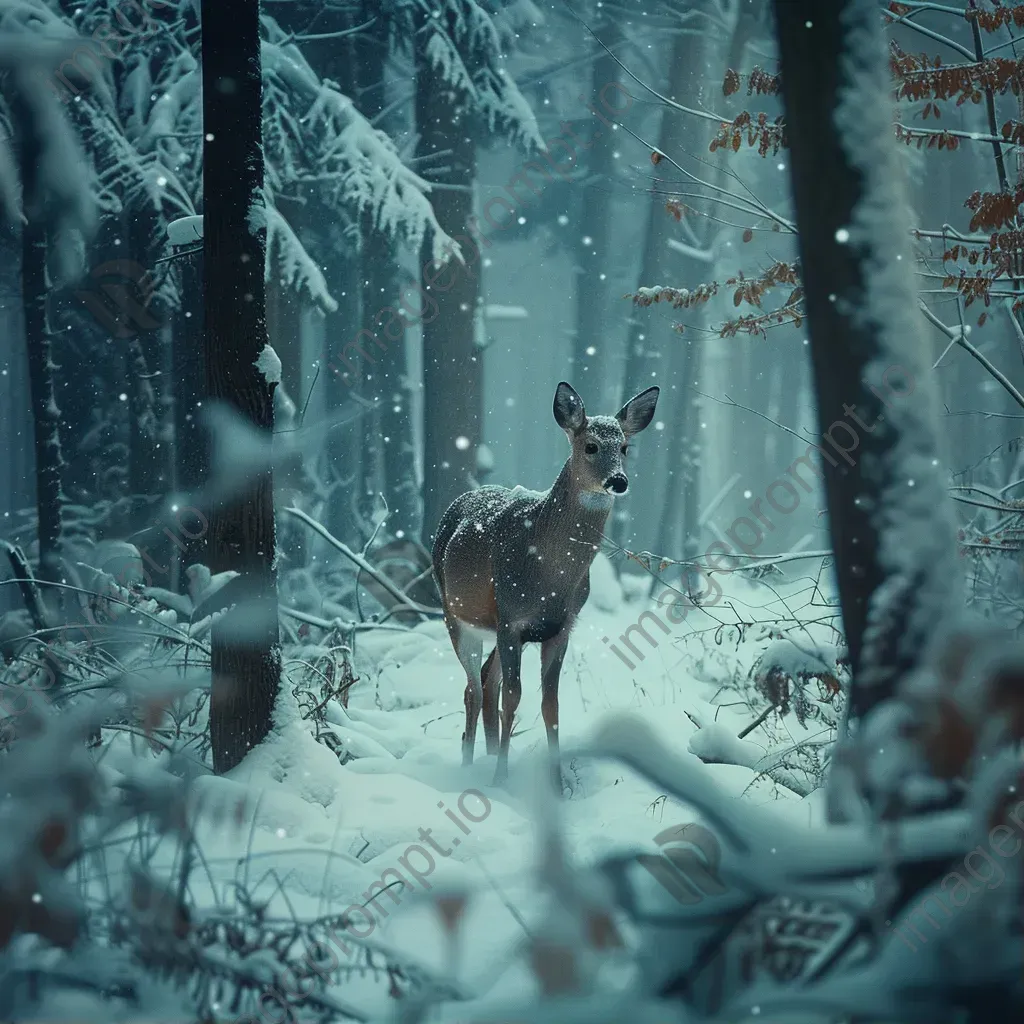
494, 628, 523, 786
481, 647, 501, 756
446, 617, 485, 766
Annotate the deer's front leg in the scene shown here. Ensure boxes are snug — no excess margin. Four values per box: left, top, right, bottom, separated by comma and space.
540, 629, 570, 773
493, 627, 523, 786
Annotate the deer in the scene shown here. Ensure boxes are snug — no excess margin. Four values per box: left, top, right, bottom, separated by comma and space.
432, 381, 660, 787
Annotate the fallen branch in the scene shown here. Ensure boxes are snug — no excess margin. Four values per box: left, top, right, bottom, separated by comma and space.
283, 507, 442, 619
686, 706, 819, 797
0, 540, 48, 631
280, 605, 413, 634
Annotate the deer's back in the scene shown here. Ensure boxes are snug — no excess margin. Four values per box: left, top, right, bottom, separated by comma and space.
432, 485, 548, 629
432, 484, 597, 638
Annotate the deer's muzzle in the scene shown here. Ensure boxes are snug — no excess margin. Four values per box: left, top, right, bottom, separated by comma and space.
604, 474, 628, 495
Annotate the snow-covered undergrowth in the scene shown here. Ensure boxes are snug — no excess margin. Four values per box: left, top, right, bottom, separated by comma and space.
1, 551, 846, 1020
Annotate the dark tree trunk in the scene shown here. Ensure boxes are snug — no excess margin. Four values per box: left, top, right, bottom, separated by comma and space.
355, 216, 386, 527
322, 239, 364, 542
648, 337, 702, 596
171, 250, 207, 577
355, 13, 417, 538
127, 336, 159, 507
572, 19, 622, 394
353, 145, 384, 529
22, 222, 63, 584
154, 326, 175, 496
363, 219, 416, 534
201, 0, 282, 774
621, 30, 698, 400
773, 0, 958, 728
300, 14, 365, 543
417, 52, 480, 543
0, 228, 34, 617
620, 27, 707, 553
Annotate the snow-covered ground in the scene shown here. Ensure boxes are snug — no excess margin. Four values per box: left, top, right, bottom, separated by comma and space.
97, 554, 842, 1019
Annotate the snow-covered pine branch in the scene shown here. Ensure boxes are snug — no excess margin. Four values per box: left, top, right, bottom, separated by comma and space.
260, 19, 459, 262
383, 0, 543, 153
264, 195, 338, 315
0, 1, 98, 261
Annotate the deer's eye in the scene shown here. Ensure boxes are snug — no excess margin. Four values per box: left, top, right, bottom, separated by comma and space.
585, 441, 599, 455
621, 444, 629, 455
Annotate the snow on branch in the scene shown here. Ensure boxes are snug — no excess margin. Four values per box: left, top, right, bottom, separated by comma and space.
265, 197, 338, 315
890, 39, 1024, 102
710, 110, 788, 156
0, 3, 98, 255
963, 3, 1024, 32
576, 715, 975, 885
631, 261, 804, 337
723, 65, 781, 97
260, 28, 458, 262
388, 0, 543, 152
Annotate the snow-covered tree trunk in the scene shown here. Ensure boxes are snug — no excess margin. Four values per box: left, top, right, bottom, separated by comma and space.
417, 50, 480, 542
200, 0, 282, 773
22, 220, 63, 586
265, 195, 303, 398
773, 0, 960, 737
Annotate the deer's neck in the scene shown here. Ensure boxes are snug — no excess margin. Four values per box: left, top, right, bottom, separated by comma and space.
534, 458, 612, 567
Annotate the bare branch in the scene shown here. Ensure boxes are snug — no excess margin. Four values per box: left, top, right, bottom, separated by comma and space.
920, 301, 1024, 411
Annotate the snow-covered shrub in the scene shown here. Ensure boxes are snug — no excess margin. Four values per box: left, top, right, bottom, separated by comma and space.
751, 637, 847, 728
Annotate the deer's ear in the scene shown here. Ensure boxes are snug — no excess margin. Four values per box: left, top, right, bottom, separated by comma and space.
617, 386, 660, 436
553, 381, 586, 433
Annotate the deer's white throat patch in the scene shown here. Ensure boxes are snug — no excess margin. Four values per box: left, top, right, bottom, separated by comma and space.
578, 491, 614, 511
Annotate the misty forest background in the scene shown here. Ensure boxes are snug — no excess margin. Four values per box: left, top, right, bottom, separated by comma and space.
3, 0, 1018, 620
2, 0, 1024, 1021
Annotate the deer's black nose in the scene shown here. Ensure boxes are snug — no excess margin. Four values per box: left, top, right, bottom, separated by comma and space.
605, 474, 628, 495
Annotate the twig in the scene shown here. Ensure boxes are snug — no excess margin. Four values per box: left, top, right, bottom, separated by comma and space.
360, 494, 389, 558
618, 119, 796, 234
401, 564, 435, 598
949, 493, 1022, 513
1006, 299, 1024, 368
970, 15, 1011, 194
737, 702, 776, 740
563, 2, 727, 124
688, 386, 816, 445
471, 855, 532, 940
665, 549, 832, 570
